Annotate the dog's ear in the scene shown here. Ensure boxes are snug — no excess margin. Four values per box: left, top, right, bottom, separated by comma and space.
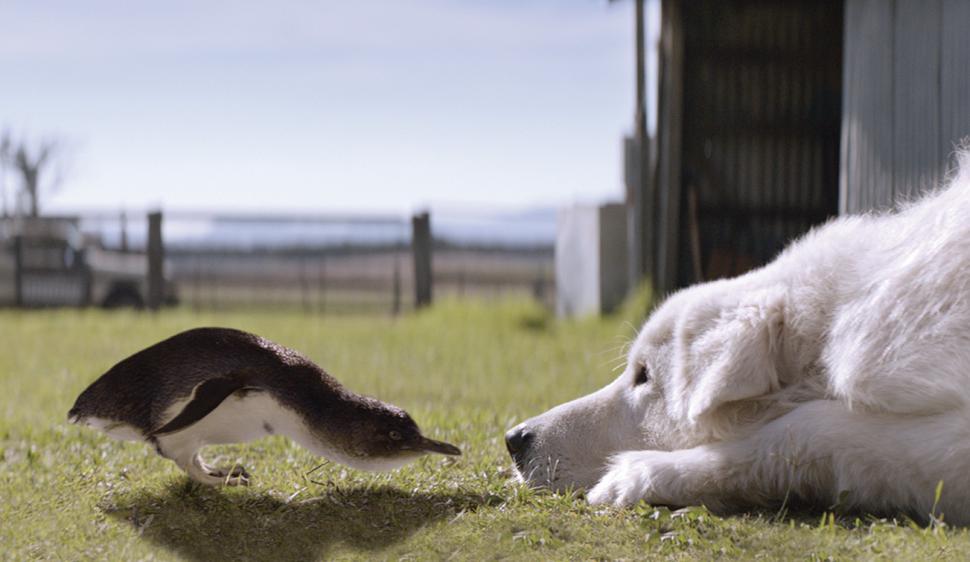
679, 289, 786, 424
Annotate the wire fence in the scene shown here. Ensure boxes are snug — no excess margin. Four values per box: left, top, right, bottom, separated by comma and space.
66, 209, 555, 314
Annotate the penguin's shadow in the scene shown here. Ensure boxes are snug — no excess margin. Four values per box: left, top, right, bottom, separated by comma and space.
104, 480, 487, 561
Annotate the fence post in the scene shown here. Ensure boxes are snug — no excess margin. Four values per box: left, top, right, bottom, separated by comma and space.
299, 253, 309, 313
532, 264, 546, 304
411, 211, 432, 308
391, 255, 402, 315
317, 255, 327, 315
120, 210, 129, 253
147, 211, 164, 310
80, 249, 93, 307
13, 235, 23, 307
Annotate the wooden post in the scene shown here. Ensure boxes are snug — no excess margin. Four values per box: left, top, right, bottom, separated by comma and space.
391, 254, 401, 315
299, 253, 309, 313
120, 210, 128, 252
656, 0, 685, 295
147, 211, 164, 310
625, 136, 644, 289
13, 235, 23, 307
532, 264, 546, 304
626, 0, 656, 293
633, 0, 650, 285
317, 256, 327, 315
80, 248, 93, 307
411, 212, 432, 308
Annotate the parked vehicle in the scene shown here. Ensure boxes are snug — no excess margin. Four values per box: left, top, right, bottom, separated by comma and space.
0, 217, 176, 308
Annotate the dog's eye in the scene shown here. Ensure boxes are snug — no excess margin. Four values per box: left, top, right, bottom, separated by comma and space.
633, 364, 650, 386
389, 430, 402, 441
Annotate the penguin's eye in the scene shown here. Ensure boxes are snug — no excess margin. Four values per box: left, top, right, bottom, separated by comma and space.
389, 430, 402, 441
633, 364, 650, 386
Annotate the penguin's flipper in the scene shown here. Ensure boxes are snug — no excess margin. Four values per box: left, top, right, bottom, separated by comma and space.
151, 374, 261, 437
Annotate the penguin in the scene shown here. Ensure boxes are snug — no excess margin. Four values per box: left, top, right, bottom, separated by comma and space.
68, 327, 461, 486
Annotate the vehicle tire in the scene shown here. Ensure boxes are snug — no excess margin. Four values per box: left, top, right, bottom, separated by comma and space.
102, 286, 144, 309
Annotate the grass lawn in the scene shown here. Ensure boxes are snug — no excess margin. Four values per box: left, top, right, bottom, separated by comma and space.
1, 297, 968, 560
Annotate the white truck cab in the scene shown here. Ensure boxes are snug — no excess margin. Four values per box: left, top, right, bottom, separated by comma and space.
0, 217, 176, 308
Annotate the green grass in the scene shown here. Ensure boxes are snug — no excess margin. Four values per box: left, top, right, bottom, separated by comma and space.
1, 298, 969, 560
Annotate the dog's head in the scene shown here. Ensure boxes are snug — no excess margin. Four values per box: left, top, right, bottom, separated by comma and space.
506, 280, 787, 491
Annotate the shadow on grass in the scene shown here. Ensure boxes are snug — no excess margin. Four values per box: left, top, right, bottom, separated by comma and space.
104, 480, 487, 561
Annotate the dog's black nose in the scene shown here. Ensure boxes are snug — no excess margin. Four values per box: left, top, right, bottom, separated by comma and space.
505, 425, 534, 456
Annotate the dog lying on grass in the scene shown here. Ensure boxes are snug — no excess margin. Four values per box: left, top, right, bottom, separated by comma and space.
507, 155, 970, 524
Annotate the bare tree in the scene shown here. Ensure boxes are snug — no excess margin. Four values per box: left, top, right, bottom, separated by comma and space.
15, 140, 57, 218
1, 129, 64, 218
0, 131, 9, 217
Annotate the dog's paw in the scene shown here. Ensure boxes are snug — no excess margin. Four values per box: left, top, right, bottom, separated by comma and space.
587, 451, 666, 506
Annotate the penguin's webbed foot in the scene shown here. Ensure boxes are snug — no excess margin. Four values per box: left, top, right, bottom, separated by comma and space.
180, 452, 252, 486
208, 465, 251, 487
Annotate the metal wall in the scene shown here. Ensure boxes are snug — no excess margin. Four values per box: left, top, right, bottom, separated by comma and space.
676, 0, 843, 285
841, 0, 970, 214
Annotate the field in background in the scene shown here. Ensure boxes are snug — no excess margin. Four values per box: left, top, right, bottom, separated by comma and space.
169, 246, 554, 314
1, 299, 968, 560
78, 210, 556, 314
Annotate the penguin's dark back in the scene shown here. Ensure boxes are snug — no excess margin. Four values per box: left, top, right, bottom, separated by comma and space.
69, 327, 346, 431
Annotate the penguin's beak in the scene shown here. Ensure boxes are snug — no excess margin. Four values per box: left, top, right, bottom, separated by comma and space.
417, 436, 461, 456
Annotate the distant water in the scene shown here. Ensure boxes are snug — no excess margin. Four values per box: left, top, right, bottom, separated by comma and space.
86, 208, 558, 249
434, 208, 557, 247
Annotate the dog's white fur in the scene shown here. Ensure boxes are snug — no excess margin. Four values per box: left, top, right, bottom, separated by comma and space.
512, 154, 970, 523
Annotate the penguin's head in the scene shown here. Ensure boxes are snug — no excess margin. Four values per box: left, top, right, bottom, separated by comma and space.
342, 398, 461, 471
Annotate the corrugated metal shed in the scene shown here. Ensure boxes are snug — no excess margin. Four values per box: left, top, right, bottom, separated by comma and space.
841, 0, 970, 213
651, 0, 970, 295
655, 0, 843, 292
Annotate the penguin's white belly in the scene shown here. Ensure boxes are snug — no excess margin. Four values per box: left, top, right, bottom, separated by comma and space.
152, 390, 376, 470
160, 391, 309, 446
152, 389, 418, 475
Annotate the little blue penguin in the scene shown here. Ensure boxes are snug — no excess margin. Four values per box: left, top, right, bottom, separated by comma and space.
68, 327, 461, 486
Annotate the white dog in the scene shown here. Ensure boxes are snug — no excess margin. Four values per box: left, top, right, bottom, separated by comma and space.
507, 155, 970, 524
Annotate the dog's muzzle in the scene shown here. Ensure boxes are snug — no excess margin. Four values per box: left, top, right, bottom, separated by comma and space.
504, 423, 534, 470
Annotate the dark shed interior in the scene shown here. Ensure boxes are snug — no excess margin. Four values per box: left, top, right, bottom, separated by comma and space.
662, 0, 844, 288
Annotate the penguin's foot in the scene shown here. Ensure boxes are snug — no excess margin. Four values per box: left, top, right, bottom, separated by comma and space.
207, 464, 251, 487
180, 452, 251, 486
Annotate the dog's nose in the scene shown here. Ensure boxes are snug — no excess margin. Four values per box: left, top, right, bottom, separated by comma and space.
505, 425, 534, 457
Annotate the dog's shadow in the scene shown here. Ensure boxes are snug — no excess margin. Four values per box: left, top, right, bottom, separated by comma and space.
104, 480, 486, 561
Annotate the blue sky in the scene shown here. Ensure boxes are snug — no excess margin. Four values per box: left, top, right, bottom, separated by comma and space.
0, 0, 659, 215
